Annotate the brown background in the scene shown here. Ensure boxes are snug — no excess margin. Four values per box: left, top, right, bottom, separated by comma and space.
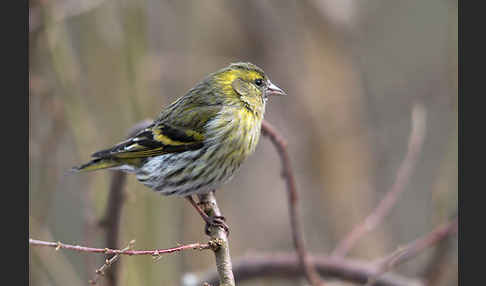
29, 0, 458, 285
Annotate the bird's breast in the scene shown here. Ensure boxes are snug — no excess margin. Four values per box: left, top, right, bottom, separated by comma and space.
205, 106, 263, 163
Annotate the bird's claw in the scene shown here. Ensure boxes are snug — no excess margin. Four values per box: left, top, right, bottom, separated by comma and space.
204, 215, 229, 237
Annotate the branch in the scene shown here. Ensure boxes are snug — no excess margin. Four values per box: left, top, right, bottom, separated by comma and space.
98, 119, 153, 286
198, 192, 235, 286
29, 238, 215, 256
421, 229, 456, 286
261, 120, 325, 286
184, 253, 423, 286
89, 240, 135, 285
32, 120, 230, 285
332, 104, 427, 257
365, 217, 458, 286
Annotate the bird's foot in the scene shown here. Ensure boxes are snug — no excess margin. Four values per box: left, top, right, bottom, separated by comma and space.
204, 215, 229, 237
197, 201, 213, 213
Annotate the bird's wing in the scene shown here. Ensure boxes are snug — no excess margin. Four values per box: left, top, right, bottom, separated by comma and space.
92, 105, 221, 160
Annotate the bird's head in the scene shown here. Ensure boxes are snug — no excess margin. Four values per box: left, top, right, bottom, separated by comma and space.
211, 62, 286, 114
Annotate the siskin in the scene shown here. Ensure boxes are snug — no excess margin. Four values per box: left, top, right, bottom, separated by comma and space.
72, 62, 285, 234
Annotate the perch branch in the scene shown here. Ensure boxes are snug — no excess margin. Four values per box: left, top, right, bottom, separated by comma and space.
29, 238, 215, 256
261, 120, 325, 286
365, 217, 458, 286
332, 104, 427, 257
184, 253, 423, 286
198, 191, 235, 286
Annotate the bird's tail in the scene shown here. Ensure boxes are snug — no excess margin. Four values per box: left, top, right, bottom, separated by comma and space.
71, 158, 122, 172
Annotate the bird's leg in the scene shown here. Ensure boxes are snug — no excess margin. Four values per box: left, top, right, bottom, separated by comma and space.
185, 195, 229, 236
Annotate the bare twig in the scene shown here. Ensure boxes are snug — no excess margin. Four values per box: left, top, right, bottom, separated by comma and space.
261, 120, 325, 286
89, 240, 135, 285
29, 238, 215, 256
184, 253, 423, 286
332, 104, 427, 257
365, 217, 458, 286
198, 191, 235, 286
98, 119, 152, 286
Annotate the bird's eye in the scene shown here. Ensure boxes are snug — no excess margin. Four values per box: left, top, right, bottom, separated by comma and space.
254, 78, 263, 87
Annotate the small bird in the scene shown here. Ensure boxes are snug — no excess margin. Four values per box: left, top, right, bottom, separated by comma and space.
72, 62, 285, 234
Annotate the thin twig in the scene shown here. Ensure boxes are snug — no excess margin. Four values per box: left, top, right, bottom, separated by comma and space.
365, 217, 458, 286
184, 253, 423, 286
89, 240, 135, 285
198, 191, 235, 286
332, 104, 427, 257
261, 120, 325, 286
29, 238, 215, 256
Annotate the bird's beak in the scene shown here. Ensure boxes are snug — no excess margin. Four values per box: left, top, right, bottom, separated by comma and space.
265, 80, 287, 96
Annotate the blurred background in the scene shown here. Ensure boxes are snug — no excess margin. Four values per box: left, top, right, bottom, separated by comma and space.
29, 0, 458, 285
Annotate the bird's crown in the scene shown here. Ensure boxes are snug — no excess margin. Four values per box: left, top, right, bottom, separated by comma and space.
212, 62, 266, 88
228, 62, 265, 76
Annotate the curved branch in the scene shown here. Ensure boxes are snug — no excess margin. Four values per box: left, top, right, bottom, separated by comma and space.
185, 253, 423, 286
365, 217, 458, 286
261, 120, 324, 286
332, 104, 427, 257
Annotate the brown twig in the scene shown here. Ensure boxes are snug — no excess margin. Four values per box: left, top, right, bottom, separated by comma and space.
332, 104, 427, 257
184, 253, 423, 286
89, 240, 135, 285
98, 119, 152, 286
198, 191, 235, 286
365, 217, 458, 285
261, 120, 325, 286
29, 238, 215, 256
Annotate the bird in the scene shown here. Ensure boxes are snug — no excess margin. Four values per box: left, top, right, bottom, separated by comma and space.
72, 62, 286, 235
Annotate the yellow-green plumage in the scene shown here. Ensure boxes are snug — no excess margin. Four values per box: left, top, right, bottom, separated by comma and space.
73, 62, 285, 196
